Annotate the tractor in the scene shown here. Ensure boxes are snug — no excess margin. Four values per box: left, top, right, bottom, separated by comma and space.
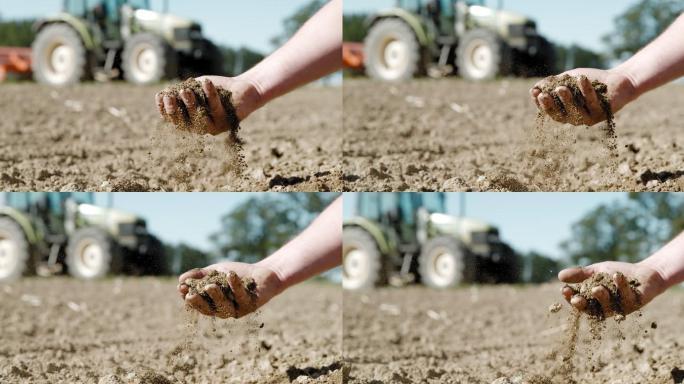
363, 0, 555, 81
343, 192, 518, 290
0, 192, 166, 282
31, 0, 223, 86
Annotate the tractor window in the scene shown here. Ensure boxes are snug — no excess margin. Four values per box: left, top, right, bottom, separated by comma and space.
127, 0, 150, 10
4, 193, 30, 211
421, 193, 446, 213
69, 192, 95, 205
440, 0, 454, 17
398, 0, 422, 13
65, 0, 87, 17
47, 194, 65, 216
398, 194, 416, 225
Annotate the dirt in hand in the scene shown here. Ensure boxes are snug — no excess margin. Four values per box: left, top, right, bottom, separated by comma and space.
183, 270, 258, 314
570, 272, 641, 320
160, 79, 246, 178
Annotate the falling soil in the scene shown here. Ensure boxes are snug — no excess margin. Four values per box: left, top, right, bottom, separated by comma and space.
569, 272, 642, 320
160, 79, 246, 178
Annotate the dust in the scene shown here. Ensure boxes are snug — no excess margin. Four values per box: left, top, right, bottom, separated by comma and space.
159, 79, 246, 186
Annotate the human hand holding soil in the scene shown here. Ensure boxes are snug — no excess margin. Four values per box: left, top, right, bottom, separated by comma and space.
559, 229, 684, 318
530, 69, 637, 126
178, 262, 282, 318
156, 76, 261, 136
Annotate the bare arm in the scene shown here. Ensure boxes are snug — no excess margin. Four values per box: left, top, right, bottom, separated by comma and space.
531, 13, 684, 126
257, 196, 342, 290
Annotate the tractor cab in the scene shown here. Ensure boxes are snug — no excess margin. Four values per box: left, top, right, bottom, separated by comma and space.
343, 192, 518, 290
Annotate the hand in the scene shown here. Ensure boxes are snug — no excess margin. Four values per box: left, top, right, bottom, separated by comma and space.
559, 261, 668, 317
178, 261, 283, 319
155, 75, 263, 135
530, 68, 638, 126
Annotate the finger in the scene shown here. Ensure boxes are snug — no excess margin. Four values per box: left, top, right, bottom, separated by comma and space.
179, 268, 206, 283
577, 75, 603, 121
178, 283, 189, 299
557, 86, 589, 125
561, 285, 575, 303
185, 293, 213, 316
614, 272, 638, 314
155, 93, 167, 120
570, 295, 587, 311
202, 79, 227, 134
538, 93, 564, 122
179, 89, 200, 123
204, 283, 236, 319
558, 267, 594, 283
163, 95, 178, 118
591, 286, 613, 316
530, 88, 541, 108
227, 271, 256, 316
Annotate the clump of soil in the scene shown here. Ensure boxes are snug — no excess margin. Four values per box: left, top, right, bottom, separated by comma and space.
183, 270, 258, 315
160, 79, 245, 178
535, 74, 617, 157
569, 272, 641, 320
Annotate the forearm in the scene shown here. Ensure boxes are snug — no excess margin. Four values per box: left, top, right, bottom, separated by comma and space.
238, 0, 342, 106
639, 230, 684, 289
614, 13, 684, 97
257, 196, 342, 290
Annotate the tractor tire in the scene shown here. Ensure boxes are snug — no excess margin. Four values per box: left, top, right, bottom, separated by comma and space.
456, 28, 510, 81
364, 18, 423, 81
122, 33, 177, 85
0, 218, 31, 282
32, 24, 89, 86
419, 236, 471, 288
66, 228, 120, 280
343, 227, 385, 290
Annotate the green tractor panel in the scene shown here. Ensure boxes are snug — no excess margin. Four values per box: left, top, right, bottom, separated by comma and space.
0, 192, 166, 282
31, 0, 223, 86
343, 193, 519, 290
363, 0, 555, 81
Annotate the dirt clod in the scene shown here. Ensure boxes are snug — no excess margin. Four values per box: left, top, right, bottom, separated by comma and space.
183, 270, 258, 314
570, 272, 641, 320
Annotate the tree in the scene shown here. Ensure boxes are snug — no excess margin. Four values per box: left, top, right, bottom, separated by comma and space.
560, 193, 684, 266
603, 0, 684, 59
0, 19, 36, 47
343, 14, 368, 42
218, 45, 265, 76
209, 193, 339, 263
164, 242, 213, 274
525, 251, 562, 283
271, 0, 326, 47
554, 44, 607, 71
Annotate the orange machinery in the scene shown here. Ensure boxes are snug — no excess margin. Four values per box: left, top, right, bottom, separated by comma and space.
342, 42, 364, 70
0, 47, 32, 82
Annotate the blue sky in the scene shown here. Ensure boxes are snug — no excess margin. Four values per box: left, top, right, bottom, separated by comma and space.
345, 0, 641, 53
0, 0, 314, 53
343, 192, 628, 261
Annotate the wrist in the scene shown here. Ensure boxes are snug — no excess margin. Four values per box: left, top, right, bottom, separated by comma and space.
256, 256, 290, 294
638, 257, 677, 291
611, 63, 644, 100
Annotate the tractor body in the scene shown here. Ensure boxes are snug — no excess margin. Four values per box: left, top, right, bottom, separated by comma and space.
343, 192, 518, 290
31, 0, 223, 86
0, 192, 165, 282
363, 0, 555, 81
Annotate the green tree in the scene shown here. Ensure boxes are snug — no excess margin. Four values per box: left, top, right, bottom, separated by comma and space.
209, 193, 339, 263
218, 45, 265, 76
603, 0, 684, 59
560, 193, 684, 266
525, 251, 561, 283
165, 242, 213, 274
343, 14, 368, 42
555, 44, 607, 71
271, 0, 326, 47
0, 19, 36, 47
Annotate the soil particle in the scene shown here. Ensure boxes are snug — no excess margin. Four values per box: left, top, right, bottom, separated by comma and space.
548, 303, 562, 314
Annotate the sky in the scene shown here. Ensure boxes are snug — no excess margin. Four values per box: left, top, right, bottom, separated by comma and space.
343, 192, 628, 261
344, 0, 642, 53
0, 0, 314, 54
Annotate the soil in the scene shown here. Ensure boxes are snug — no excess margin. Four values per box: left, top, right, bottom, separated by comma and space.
0, 277, 342, 383
0, 83, 341, 191
343, 78, 684, 191
343, 284, 684, 383
183, 270, 258, 315
569, 272, 641, 319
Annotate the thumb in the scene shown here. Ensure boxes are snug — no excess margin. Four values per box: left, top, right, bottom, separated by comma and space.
558, 266, 594, 283
178, 267, 208, 284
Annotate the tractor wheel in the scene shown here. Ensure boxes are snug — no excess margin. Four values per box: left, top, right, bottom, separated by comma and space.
0, 218, 31, 282
343, 227, 385, 290
456, 28, 509, 81
122, 33, 177, 85
32, 24, 89, 86
364, 18, 422, 81
66, 228, 120, 280
419, 236, 470, 288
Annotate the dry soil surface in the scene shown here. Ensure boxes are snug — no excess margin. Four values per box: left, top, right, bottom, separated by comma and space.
343, 285, 684, 383
0, 277, 342, 384
343, 78, 684, 191
0, 83, 341, 191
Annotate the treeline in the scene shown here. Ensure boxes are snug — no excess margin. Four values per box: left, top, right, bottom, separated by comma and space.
0, 18, 35, 47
